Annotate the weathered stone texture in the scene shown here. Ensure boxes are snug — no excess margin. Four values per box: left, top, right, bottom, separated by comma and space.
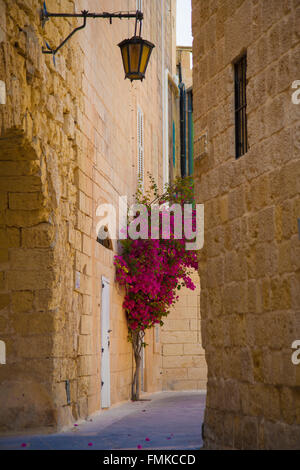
193, 0, 300, 449
0, 0, 175, 433
161, 270, 207, 390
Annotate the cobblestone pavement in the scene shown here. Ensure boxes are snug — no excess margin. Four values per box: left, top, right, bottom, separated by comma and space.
0, 391, 206, 450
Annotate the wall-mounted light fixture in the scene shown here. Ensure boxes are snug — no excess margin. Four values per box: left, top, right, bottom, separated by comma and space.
118, 14, 155, 82
40, 2, 154, 81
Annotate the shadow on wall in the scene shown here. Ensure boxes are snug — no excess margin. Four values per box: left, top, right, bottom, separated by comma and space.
0, 130, 58, 433
161, 270, 207, 392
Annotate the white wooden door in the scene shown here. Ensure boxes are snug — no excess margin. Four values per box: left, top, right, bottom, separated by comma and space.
101, 277, 111, 408
141, 346, 145, 392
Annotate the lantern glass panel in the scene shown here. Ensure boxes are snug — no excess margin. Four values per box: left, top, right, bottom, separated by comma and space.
129, 43, 141, 73
121, 45, 129, 75
140, 44, 151, 74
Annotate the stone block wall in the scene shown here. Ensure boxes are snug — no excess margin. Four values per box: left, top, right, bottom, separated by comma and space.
161, 269, 207, 391
0, 0, 173, 433
192, 0, 300, 449
0, 0, 81, 431
0, 131, 58, 431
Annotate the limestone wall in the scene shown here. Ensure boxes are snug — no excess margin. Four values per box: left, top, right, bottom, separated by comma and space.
0, 0, 173, 433
192, 0, 300, 449
161, 269, 207, 391
0, 0, 81, 431
177, 47, 193, 90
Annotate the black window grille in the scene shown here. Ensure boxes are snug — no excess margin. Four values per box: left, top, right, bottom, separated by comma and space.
234, 55, 248, 158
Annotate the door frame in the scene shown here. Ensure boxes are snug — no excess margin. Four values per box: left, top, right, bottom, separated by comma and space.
100, 276, 111, 409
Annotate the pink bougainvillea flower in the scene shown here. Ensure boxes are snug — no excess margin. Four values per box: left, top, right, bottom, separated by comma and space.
145, 438, 150, 442
137, 445, 142, 449
74, 424, 78, 427
114, 176, 198, 396
21, 443, 27, 448
88, 442, 93, 447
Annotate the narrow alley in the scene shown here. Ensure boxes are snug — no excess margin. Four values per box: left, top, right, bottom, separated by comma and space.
0, 392, 205, 450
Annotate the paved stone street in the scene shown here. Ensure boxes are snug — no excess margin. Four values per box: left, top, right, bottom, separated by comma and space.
0, 391, 205, 450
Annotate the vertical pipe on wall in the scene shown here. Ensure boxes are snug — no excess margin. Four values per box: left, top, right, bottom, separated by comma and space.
161, 0, 166, 188
188, 91, 194, 176
164, 68, 170, 187
161, 1, 170, 189
179, 61, 187, 178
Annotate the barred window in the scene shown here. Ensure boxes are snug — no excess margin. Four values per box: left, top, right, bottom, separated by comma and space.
234, 55, 248, 159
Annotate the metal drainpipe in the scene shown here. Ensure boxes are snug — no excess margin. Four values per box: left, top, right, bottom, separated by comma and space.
188, 91, 194, 176
178, 62, 187, 178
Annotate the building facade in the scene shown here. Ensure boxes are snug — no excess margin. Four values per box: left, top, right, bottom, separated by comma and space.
0, 0, 208, 435
161, 45, 207, 392
192, 0, 300, 449
0, 0, 179, 433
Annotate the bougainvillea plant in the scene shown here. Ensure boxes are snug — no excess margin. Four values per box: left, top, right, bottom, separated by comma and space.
114, 174, 198, 400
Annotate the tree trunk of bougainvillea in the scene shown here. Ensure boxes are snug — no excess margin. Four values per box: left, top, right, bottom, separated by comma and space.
131, 330, 145, 401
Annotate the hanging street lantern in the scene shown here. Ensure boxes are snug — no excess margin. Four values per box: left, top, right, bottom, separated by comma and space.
118, 36, 155, 82
118, 15, 155, 82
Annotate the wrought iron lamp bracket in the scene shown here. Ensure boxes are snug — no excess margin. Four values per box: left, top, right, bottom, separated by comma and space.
42, 10, 88, 57
40, 2, 143, 57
